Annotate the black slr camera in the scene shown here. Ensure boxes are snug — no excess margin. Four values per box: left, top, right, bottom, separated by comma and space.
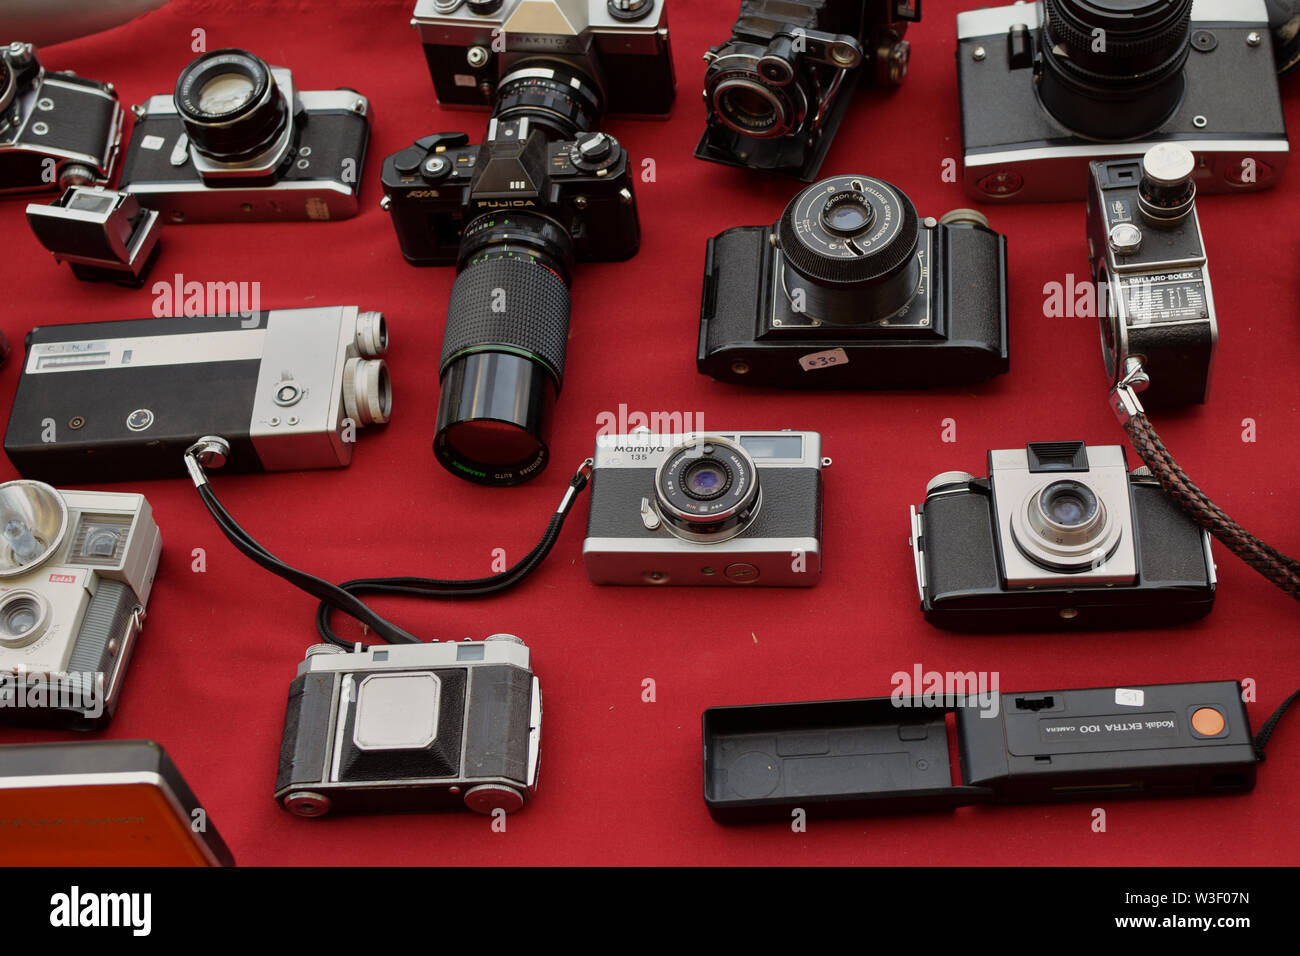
698, 0, 921, 181
699, 173, 1008, 388
118, 48, 371, 223
384, 3, 676, 487
956, 0, 1288, 201
0, 42, 122, 195
909, 441, 1216, 632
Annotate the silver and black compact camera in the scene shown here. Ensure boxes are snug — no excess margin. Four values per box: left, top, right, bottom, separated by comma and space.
909, 441, 1215, 631
4, 306, 392, 484
0, 481, 161, 730
1087, 143, 1217, 406
584, 430, 826, 586
26, 185, 163, 287
0, 42, 123, 195
956, 0, 1288, 201
275, 637, 542, 817
117, 48, 370, 223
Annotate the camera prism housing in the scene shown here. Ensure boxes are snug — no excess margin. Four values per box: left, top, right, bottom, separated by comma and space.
118, 49, 370, 223
275, 636, 542, 817
26, 185, 162, 288
4, 306, 391, 484
956, 0, 1288, 202
910, 441, 1215, 631
0, 481, 161, 730
1087, 144, 1217, 406
584, 430, 825, 587
696, 0, 922, 181
699, 174, 1008, 388
410, 0, 675, 118
0, 42, 123, 195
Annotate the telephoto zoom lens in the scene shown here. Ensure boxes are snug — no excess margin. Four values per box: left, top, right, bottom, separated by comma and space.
1038, 0, 1193, 140
434, 213, 575, 486
173, 48, 289, 164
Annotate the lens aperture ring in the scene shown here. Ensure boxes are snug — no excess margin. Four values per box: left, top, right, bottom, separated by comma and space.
654, 437, 760, 540
1044, 0, 1192, 73
494, 64, 604, 138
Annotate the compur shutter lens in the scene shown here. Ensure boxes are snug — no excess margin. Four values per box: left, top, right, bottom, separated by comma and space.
173, 48, 288, 163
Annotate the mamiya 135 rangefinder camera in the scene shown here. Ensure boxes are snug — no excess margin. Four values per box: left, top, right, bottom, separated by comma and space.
697, 0, 922, 181
117, 48, 371, 223
910, 441, 1215, 631
1087, 143, 1217, 406
0, 480, 161, 730
4, 306, 391, 484
0, 42, 123, 195
275, 636, 542, 817
584, 430, 826, 586
699, 173, 1009, 388
956, 0, 1289, 201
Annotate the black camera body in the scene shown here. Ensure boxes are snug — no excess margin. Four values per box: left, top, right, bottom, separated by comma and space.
957, 0, 1288, 202
910, 441, 1216, 632
0, 42, 122, 195
410, 0, 674, 118
1086, 144, 1216, 407
697, 0, 921, 181
117, 50, 370, 223
699, 174, 1008, 388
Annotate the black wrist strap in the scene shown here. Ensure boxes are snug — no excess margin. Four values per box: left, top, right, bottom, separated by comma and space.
1255, 687, 1300, 761
184, 438, 593, 648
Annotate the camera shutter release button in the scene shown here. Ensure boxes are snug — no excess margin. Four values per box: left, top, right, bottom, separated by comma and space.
724, 563, 760, 583
1109, 222, 1143, 255
1191, 707, 1225, 736
421, 155, 452, 181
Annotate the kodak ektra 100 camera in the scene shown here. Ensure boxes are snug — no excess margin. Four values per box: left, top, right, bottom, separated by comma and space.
4, 306, 392, 484
0, 480, 160, 730
584, 430, 826, 586
275, 636, 542, 817
909, 441, 1215, 631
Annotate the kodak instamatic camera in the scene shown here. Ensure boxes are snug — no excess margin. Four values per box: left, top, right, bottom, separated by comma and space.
0, 481, 161, 730
275, 637, 542, 817
956, 0, 1288, 202
584, 430, 826, 586
1087, 143, 1217, 406
910, 441, 1215, 631
4, 307, 392, 484
0, 42, 123, 195
118, 48, 370, 223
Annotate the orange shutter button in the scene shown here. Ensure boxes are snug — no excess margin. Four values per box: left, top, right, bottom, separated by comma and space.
1191, 707, 1226, 737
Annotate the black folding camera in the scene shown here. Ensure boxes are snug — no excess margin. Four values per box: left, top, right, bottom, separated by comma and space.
697, 0, 921, 181
26, 185, 163, 287
957, 0, 1288, 201
909, 441, 1216, 631
0, 42, 122, 195
699, 173, 1008, 388
117, 48, 371, 223
1087, 143, 1216, 407
275, 637, 542, 817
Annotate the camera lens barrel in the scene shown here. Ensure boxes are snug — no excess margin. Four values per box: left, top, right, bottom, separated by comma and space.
173, 48, 290, 163
493, 63, 605, 140
1038, 0, 1193, 139
776, 174, 921, 325
653, 437, 761, 542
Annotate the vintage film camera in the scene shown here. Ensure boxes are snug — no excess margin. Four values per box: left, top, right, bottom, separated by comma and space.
697, 0, 922, 181
0, 481, 161, 730
0, 42, 123, 195
1087, 143, 1217, 406
26, 185, 163, 287
956, 0, 1288, 201
699, 173, 1009, 388
584, 430, 826, 586
909, 441, 1216, 631
4, 306, 391, 484
410, 0, 675, 118
275, 637, 542, 817
117, 48, 370, 223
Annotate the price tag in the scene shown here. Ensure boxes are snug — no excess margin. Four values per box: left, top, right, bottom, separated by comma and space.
798, 348, 849, 372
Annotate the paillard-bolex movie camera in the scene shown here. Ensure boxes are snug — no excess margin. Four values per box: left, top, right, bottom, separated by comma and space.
697, 0, 922, 181
0, 42, 123, 195
118, 48, 371, 223
909, 441, 1216, 631
1087, 143, 1216, 406
0, 480, 161, 730
699, 173, 1009, 388
4, 306, 391, 484
957, 0, 1289, 202
584, 430, 826, 586
275, 636, 542, 817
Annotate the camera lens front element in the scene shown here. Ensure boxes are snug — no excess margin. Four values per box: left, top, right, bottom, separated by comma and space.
174, 49, 290, 164
1037, 480, 1100, 529
0, 590, 51, 648
653, 437, 761, 542
1013, 477, 1123, 573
